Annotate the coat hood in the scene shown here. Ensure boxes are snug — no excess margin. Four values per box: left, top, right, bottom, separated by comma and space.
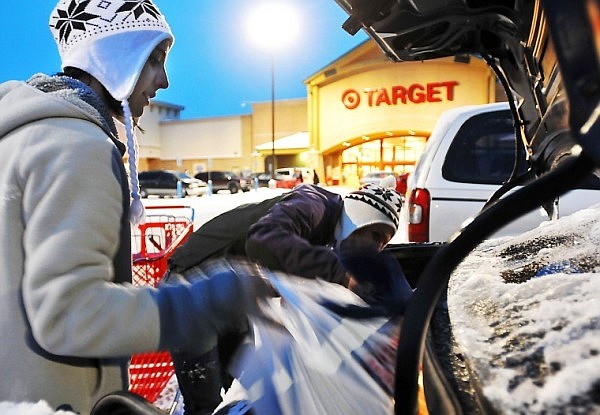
0, 75, 119, 146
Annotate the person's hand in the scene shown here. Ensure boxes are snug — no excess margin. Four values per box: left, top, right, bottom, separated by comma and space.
206, 260, 279, 319
340, 249, 414, 314
345, 272, 376, 302
153, 259, 280, 354
345, 272, 357, 292
235, 264, 279, 312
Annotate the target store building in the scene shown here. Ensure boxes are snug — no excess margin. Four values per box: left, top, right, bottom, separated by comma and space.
135, 40, 503, 187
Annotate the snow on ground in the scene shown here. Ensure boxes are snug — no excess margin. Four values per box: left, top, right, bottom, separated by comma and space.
142, 186, 290, 230
448, 205, 600, 414
0, 401, 76, 415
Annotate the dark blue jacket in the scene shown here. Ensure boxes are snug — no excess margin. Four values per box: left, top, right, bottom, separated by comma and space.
169, 184, 347, 285
246, 184, 346, 284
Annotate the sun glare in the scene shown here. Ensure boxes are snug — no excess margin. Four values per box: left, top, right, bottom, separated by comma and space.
246, 2, 300, 52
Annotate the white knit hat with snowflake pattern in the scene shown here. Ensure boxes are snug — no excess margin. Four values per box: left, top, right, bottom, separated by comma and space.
335, 183, 403, 243
49, 0, 174, 224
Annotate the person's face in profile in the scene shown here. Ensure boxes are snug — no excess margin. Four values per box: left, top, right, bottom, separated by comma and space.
339, 223, 394, 255
128, 39, 172, 117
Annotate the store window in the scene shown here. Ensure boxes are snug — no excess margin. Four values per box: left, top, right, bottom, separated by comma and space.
340, 135, 427, 186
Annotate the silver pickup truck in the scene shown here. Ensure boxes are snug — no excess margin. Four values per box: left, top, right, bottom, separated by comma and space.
404, 102, 600, 242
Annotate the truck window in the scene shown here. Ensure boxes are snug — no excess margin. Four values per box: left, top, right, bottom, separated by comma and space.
442, 110, 526, 185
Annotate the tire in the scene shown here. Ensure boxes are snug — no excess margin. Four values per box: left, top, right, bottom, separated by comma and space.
228, 182, 239, 194
140, 188, 148, 198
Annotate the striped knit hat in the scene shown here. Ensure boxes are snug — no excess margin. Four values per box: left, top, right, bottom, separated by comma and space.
49, 0, 174, 224
335, 183, 403, 243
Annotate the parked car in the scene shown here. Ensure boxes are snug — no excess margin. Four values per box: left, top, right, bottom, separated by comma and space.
359, 171, 410, 196
395, 172, 409, 196
359, 170, 396, 186
274, 167, 315, 184
404, 102, 600, 242
273, 173, 300, 189
194, 171, 249, 194
247, 172, 273, 188
138, 170, 207, 198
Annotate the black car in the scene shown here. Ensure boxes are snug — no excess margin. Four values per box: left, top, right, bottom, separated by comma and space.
194, 171, 250, 194
138, 170, 207, 198
247, 172, 273, 188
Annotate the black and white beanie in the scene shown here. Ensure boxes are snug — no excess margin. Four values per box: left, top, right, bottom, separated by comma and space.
335, 183, 403, 243
49, 0, 174, 224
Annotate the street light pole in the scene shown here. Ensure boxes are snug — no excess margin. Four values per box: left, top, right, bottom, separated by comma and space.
270, 53, 276, 176
246, 2, 299, 177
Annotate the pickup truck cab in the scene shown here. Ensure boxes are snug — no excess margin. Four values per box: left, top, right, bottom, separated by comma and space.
405, 102, 600, 242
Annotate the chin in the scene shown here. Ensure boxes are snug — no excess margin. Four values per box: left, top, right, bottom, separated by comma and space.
130, 106, 145, 118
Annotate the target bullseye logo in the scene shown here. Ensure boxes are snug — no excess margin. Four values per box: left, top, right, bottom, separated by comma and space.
342, 89, 361, 109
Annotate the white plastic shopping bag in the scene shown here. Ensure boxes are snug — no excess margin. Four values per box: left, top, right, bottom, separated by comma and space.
227, 273, 401, 415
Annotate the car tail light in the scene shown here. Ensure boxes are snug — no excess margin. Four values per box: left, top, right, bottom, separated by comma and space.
407, 188, 431, 242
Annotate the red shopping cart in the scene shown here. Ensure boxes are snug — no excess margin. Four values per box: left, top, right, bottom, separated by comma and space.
128, 205, 195, 403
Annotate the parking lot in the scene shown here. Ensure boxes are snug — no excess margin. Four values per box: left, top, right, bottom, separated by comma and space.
140, 185, 409, 244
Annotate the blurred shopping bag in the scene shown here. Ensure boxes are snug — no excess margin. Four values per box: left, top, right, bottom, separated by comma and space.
227, 273, 402, 415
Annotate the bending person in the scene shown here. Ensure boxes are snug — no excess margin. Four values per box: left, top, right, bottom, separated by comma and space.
167, 183, 410, 414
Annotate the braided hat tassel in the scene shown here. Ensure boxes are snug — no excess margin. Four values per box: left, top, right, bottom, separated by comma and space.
123, 101, 145, 225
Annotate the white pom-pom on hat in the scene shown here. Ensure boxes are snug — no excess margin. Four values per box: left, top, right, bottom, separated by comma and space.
379, 175, 397, 189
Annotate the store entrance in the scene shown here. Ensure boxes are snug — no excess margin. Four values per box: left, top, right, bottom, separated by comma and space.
328, 134, 428, 188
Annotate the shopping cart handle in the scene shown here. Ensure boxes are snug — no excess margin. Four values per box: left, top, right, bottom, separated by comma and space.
144, 205, 195, 222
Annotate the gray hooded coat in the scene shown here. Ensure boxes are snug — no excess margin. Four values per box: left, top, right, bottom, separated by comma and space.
0, 75, 250, 414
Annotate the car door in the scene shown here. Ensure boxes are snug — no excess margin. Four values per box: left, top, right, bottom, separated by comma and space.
156, 172, 177, 196
138, 172, 155, 197
213, 172, 226, 190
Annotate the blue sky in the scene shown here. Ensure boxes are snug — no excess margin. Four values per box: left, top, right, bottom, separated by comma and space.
0, 1, 368, 120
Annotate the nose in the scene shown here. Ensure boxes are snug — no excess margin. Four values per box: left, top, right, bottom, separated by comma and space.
157, 66, 169, 90
377, 234, 392, 251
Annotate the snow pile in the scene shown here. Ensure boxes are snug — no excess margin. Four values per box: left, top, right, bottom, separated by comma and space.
0, 401, 76, 415
448, 206, 600, 414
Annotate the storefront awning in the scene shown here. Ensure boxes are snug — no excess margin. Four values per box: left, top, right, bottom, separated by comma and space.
255, 131, 309, 153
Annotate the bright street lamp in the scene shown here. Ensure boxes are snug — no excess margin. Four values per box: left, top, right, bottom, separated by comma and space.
246, 2, 300, 176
